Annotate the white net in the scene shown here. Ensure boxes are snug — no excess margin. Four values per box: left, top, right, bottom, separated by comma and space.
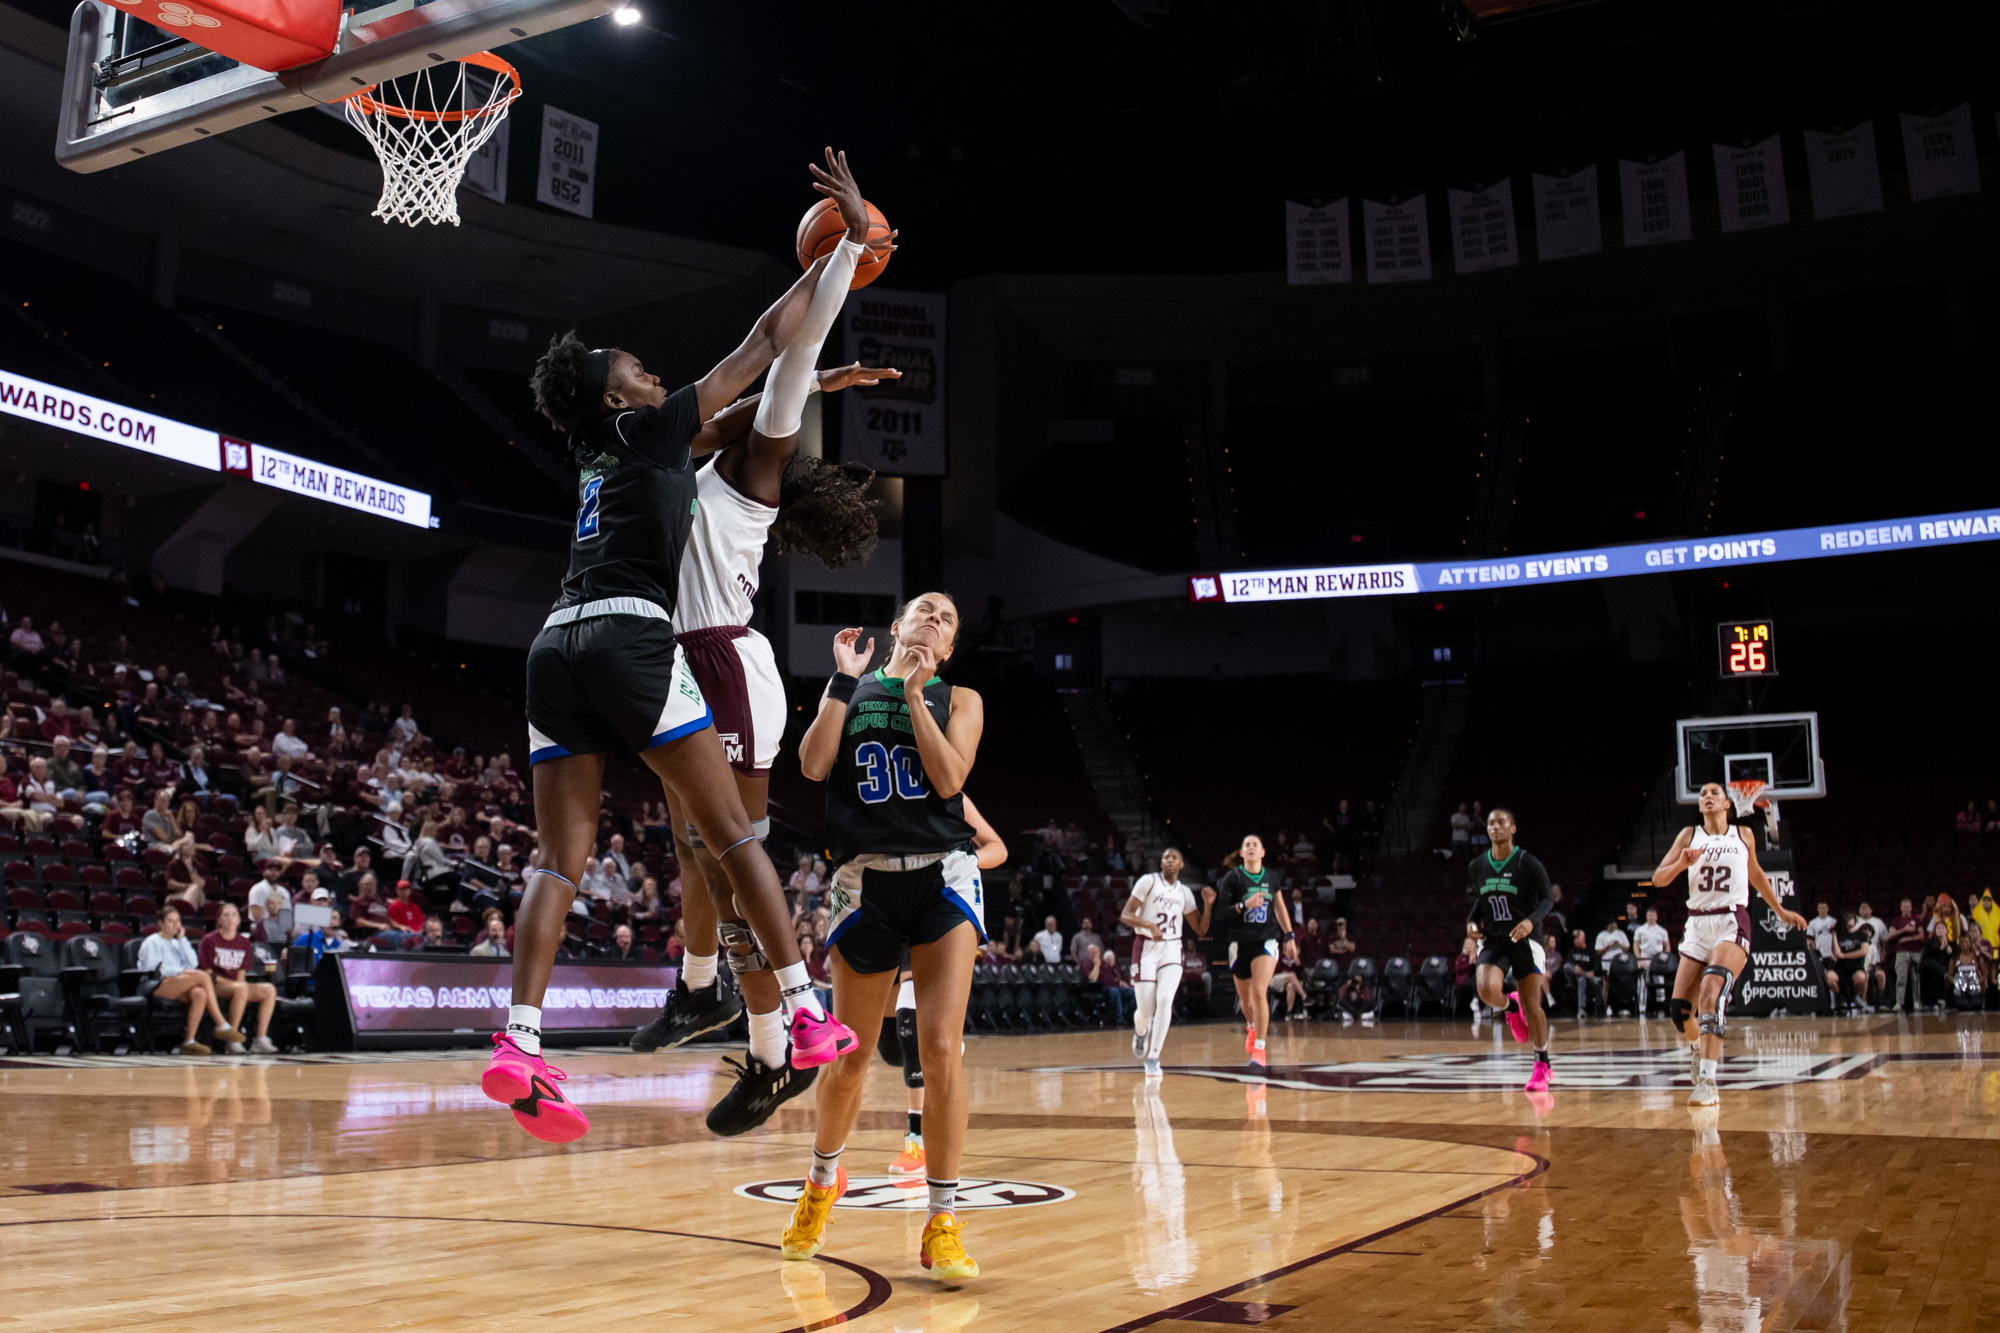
342, 55, 519, 227
1726, 780, 1767, 819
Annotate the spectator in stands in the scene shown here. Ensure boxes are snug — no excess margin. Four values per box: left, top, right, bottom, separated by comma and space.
199, 902, 278, 1053
1270, 950, 1308, 1021
1291, 830, 1316, 872
99, 787, 143, 843
245, 648, 269, 684
165, 842, 208, 912
601, 832, 630, 881
1806, 901, 1837, 960
339, 846, 374, 905
293, 896, 349, 971
401, 817, 459, 906
470, 910, 510, 957
1449, 803, 1473, 853
1541, 932, 1566, 993
1327, 919, 1357, 959
633, 877, 667, 923
1857, 901, 1891, 996
979, 934, 1016, 965
272, 719, 310, 761
8, 614, 43, 658
1323, 800, 1354, 873
1033, 916, 1064, 965
0, 754, 48, 833
143, 787, 194, 857
143, 742, 177, 790
608, 924, 639, 961
1827, 912, 1873, 1012
382, 880, 425, 948
796, 924, 831, 1008
1566, 928, 1604, 1012
1295, 916, 1327, 970
22, 757, 65, 831
1888, 897, 1926, 1011
1469, 800, 1489, 851
80, 745, 114, 811
243, 805, 284, 865
392, 704, 420, 745
1922, 894, 1965, 1009
1595, 918, 1633, 1011
579, 857, 618, 916
347, 873, 392, 943
1633, 908, 1670, 966
40, 698, 78, 745
1972, 889, 1999, 991
461, 836, 502, 911
421, 916, 447, 949
138, 906, 243, 1056
273, 804, 314, 862
176, 744, 214, 802
1083, 943, 1135, 1023
45, 735, 83, 799
1060, 820, 1089, 867
1102, 833, 1125, 873
115, 740, 146, 789
247, 862, 291, 927
1070, 916, 1103, 969
663, 918, 686, 966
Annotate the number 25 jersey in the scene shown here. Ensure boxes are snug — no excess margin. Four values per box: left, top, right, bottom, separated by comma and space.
825, 669, 974, 864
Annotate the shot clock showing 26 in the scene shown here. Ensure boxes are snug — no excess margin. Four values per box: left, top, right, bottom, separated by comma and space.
1718, 618, 1778, 678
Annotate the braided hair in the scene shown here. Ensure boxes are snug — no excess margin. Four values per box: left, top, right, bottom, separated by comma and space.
774, 456, 879, 569
528, 330, 602, 435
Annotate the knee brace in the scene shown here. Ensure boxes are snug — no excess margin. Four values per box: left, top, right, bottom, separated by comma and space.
718, 920, 770, 975
1698, 1010, 1725, 1039
897, 1007, 923, 1089
685, 817, 771, 850
1669, 997, 1693, 1029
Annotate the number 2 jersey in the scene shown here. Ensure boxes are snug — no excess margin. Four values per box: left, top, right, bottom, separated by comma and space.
555, 385, 702, 616
825, 669, 974, 864
1466, 847, 1554, 934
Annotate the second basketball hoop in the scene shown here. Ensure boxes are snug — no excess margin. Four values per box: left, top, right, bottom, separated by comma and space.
341, 51, 522, 227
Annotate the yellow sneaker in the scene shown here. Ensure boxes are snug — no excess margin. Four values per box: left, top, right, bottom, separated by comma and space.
919, 1211, 979, 1279
781, 1166, 846, 1260
888, 1133, 927, 1177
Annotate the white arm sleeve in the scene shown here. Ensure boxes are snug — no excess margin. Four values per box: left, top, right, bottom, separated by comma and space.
753, 236, 864, 441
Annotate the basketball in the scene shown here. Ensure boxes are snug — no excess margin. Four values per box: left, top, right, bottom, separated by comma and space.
795, 195, 891, 289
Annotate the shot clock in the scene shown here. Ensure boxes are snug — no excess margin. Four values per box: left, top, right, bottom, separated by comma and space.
1718, 619, 1777, 679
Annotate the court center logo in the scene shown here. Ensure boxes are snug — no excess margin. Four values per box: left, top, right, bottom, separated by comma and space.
736, 1175, 1073, 1211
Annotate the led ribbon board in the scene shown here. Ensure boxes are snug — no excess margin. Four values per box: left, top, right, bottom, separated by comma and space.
2, 363, 435, 529
1188, 508, 2000, 604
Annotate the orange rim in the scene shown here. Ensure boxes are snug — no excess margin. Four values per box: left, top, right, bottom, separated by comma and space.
343, 50, 521, 122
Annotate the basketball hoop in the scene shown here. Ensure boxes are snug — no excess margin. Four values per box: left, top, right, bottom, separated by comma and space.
1725, 779, 1767, 820
340, 51, 521, 227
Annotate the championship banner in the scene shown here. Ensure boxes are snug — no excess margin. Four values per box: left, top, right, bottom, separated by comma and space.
841, 288, 945, 476
1803, 122, 1884, 219
1899, 105, 1980, 202
1446, 180, 1518, 274
1529, 166, 1602, 260
1618, 151, 1692, 247
1733, 854, 1834, 1017
537, 104, 598, 218
1285, 197, 1352, 285
1713, 135, 1789, 232
1361, 194, 1432, 283
1188, 504, 2000, 604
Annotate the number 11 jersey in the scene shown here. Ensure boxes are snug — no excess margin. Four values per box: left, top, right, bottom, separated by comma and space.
825, 669, 974, 864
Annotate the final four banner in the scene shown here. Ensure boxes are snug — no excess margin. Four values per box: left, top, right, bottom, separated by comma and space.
1803, 122, 1884, 218
1713, 135, 1789, 232
1447, 180, 1518, 274
1618, 150, 1692, 247
1900, 104, 1980, 202
1285, 198, 1352, 285
1362, 194, 1432, 283
841, 288, 946, 476
1187, 505, 2000, 604
1529, 166, 1602, 260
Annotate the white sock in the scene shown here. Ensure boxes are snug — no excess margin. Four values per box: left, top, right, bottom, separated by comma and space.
1133, 980, 1156, 1037
682, 951, 719, 990
506, 1004, 542, 1055
926, 1176, 958, 1218
896, 978, 916, 1010
754, 237, 863, 439
809, 1146, 843, 1188
1699, 1057, 1718, 1081
775, 961, 825, 1019
748, 1007, 788, 1067
1148, 966, 1182, 1060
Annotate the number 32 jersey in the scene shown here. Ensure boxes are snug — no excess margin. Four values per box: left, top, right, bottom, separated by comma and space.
825, 670, 974, 863
1685, 825, 1751, 909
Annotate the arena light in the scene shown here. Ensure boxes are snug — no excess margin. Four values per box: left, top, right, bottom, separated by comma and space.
613, 6, 641, 24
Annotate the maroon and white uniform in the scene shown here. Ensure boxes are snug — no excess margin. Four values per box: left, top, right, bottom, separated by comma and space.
1680, 824, 1753, 963
673, 457, 787, 773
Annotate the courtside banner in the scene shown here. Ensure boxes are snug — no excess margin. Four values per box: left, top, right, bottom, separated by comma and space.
0, 365, 220, 469
1, 361, 434, 529
1190, 506, 2000, 604
335, 955, 674, 1033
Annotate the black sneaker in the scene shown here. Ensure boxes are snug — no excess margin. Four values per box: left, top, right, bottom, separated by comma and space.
705, 1052, 818, 1137
629, 978, 743, 1053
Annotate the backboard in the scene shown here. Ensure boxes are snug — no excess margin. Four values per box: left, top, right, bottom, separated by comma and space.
56, 0, 615, 173
1675, 712, 1824, 803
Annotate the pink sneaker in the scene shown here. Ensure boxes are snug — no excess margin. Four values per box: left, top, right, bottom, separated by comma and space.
788, 1008, 860, 1069
481, 1033, 590, 1143
1504, 995, 1530, 1045
1525, 1059, 1551, 1093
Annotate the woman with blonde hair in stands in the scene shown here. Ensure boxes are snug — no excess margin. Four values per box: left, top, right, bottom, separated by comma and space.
243, 804, 284, 866
136, 905, 244, 1055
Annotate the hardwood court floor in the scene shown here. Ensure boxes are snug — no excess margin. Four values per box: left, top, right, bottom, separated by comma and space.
3, 1013, 1998, 1331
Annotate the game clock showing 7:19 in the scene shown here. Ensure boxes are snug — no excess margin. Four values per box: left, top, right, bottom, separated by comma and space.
1718, 619, 1777, 679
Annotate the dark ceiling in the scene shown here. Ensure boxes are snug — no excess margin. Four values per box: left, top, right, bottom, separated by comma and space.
15, 0, 1997, 285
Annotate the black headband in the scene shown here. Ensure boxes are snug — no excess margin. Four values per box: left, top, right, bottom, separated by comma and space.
579, 348, 612, 416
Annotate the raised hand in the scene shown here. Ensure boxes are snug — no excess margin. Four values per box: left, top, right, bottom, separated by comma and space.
1200, 886, 1216, 906
817, 363, 903, 393
901, 643, 937, 699
831, 627, 874, 677
1679, 845, 1703, 870
808, 147, 874, 243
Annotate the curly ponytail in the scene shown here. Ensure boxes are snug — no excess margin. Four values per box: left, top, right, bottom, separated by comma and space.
773, 456, 880, 569
529, 330, 597, 434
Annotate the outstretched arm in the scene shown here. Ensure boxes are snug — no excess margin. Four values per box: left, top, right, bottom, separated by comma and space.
693, 256, 830, 423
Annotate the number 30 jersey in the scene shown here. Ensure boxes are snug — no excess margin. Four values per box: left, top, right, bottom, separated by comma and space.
1685, 824, 1751, 910
1466, 847, 1553, 934
825, 669, 974, 863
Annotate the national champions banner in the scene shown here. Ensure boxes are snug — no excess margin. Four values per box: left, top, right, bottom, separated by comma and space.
842, 288, 945, 476
1733, 852, 1834, 1017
